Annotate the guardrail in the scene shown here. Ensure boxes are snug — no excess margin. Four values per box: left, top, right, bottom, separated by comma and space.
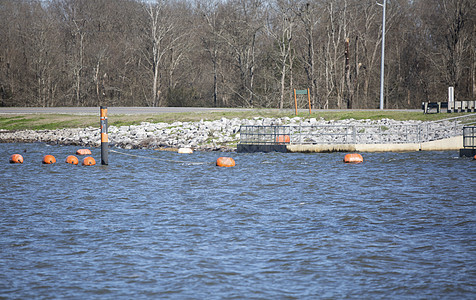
422, 100, 476, 113
449, 100, 476, 113
239, 114, 476, 145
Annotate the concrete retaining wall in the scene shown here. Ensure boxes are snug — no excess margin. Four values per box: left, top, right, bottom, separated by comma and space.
420, 135, 463, 151
286, 136, 463, 153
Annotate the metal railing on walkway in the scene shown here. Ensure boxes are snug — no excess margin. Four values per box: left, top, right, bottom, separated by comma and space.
239, 114, 476, 145
239, 125, 291, 145
463, 127, 476, 149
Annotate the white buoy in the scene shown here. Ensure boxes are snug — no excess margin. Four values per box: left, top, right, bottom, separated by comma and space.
178, 147, 193, 154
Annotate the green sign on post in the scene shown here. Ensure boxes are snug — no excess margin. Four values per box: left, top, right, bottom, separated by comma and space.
293, 88, 311, 115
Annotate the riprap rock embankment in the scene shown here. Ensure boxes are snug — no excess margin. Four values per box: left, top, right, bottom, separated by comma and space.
0, 117, 460, 151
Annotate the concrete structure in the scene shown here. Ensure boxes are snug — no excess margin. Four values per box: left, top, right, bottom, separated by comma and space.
285, 135, 463, 153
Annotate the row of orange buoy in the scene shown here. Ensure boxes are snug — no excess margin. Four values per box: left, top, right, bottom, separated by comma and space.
10, 154, 96, 166
215, 153, 363, 167
9, 150, 365, 167
8, 150, 476, 168
9, 149, 96, 166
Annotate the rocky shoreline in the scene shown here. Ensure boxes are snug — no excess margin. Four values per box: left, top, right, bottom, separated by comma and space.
0, 117, 461, 152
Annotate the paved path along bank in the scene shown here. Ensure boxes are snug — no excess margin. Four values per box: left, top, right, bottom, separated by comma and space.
0, 116, 463, 152
0, 107, 253, 115
0, 107, 420, 115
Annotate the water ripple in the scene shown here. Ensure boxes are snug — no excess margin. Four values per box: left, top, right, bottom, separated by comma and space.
1, 144, 475, 298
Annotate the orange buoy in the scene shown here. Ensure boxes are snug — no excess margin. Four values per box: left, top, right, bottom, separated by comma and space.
473, 154, 476, 160
42, 155, 56, 164
276, 135, 290, 144
82, 156, 96, 166
344, 153, 363, 163
216, 157, 235, 167
65, 155, 79, 165
9, 154, 24, 164
76, 149, 92, 155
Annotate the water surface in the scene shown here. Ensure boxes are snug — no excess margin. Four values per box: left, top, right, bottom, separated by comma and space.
1, 143, 475, 298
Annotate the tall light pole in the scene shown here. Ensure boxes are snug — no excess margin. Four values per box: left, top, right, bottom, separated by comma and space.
377, 0, 386, 110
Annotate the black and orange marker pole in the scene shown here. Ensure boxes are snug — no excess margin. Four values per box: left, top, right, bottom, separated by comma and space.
100, 106, 108, 165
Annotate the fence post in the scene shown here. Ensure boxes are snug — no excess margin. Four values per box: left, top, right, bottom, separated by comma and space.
426, 123, 429, 142
299, 123, 302, 144
417, 124, 420, 143
405, 125, 408, 143
274, 126, 277, 145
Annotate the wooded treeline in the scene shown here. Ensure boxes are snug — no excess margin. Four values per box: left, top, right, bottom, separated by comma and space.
0, 0, 475, 109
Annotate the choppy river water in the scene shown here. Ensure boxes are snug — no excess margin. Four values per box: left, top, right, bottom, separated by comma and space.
1, 143, 475, 299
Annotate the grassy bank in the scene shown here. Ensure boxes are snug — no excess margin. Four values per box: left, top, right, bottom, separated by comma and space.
0, 110, 468, 131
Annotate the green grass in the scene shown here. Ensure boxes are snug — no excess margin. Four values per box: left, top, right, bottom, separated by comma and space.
305, 111, 461, 122
0, 114, 98, 131
0, 110, 471, 131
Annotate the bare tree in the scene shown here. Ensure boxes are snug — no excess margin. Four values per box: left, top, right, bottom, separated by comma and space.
440, 0, 475, 100
266, 0, 296, 109
212, 0, 266, 107
295, 1, 322, 108
1, 0, 474, 108
142, 0, 169, 107
201, 0, 226, 107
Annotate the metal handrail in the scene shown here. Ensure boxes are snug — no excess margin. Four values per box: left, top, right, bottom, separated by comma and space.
239, 114, 476, 145
429, 114, 476, 127
463, 126, 476, 149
